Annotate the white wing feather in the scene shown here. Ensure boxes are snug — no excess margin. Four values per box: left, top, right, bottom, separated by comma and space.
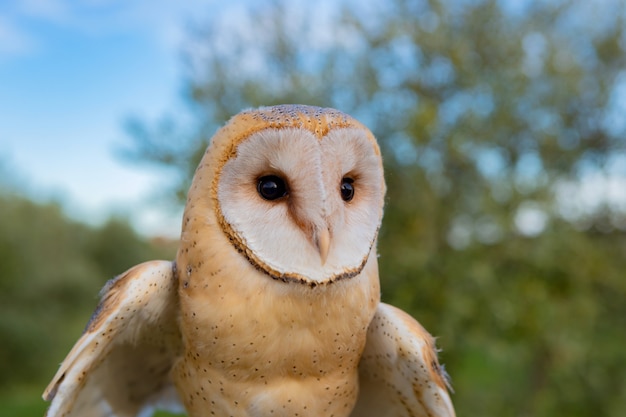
352, 303, 455, 417
43, 260, 183, 417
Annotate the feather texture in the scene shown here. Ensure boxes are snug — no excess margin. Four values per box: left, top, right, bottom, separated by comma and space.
43, 261, 183, 417
352, 303, 456, 417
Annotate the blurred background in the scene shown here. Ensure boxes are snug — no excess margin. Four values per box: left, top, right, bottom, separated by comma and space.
1, 0, 625, 416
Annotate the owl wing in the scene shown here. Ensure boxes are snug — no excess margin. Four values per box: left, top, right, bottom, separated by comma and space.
352, 302, 456, 417
42, 260, 184, 417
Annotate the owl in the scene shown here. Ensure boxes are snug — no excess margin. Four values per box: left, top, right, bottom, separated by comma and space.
43, 105, 455, 417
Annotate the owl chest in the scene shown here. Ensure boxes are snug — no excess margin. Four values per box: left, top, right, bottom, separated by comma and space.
173, 271, 377, 416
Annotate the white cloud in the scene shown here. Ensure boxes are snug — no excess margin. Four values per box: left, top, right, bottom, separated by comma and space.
17, 0, 69, 21
0, 16, 37, 57
1, 0, 220, 61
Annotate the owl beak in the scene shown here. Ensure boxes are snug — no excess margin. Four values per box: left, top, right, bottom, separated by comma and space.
316, 227, 331, 265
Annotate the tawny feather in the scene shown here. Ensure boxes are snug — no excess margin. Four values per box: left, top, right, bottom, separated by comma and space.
43, 261, 182, 417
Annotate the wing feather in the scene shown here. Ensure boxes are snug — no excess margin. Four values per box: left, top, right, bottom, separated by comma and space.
352, 303, 455, 417
43, 260, 183, 417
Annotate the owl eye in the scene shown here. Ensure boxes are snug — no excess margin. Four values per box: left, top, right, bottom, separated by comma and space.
257, 175, 288, 201
340, 177, 355, 202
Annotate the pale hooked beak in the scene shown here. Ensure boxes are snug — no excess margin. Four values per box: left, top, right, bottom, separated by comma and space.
316, 227, 331, 265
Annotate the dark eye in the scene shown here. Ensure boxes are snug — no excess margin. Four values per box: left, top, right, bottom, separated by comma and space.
257, 175, 288, 201
340, 177, 355, 202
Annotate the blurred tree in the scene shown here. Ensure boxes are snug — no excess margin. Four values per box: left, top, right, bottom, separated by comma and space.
88, 217, 165, 278
0, 192, 176, 416
124, 0, 626, 415
0, 195, 97, 387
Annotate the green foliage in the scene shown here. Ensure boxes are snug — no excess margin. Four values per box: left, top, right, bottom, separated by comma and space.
125, 0, 626, 415
0, 192, 176, 415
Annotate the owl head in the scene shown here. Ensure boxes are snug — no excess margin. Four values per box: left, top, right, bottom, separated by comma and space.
181, 105, 386, 286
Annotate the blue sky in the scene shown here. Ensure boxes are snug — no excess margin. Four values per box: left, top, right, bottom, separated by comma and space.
0, 0, 219, 237
1, 0, 624, 239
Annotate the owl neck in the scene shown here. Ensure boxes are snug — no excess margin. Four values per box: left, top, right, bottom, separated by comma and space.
174, 242, 380, 414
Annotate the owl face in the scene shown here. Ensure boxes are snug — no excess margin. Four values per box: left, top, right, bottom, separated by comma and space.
195, 105, 386, 286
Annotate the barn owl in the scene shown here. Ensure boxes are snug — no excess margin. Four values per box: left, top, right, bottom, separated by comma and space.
43, 105, 455, 417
